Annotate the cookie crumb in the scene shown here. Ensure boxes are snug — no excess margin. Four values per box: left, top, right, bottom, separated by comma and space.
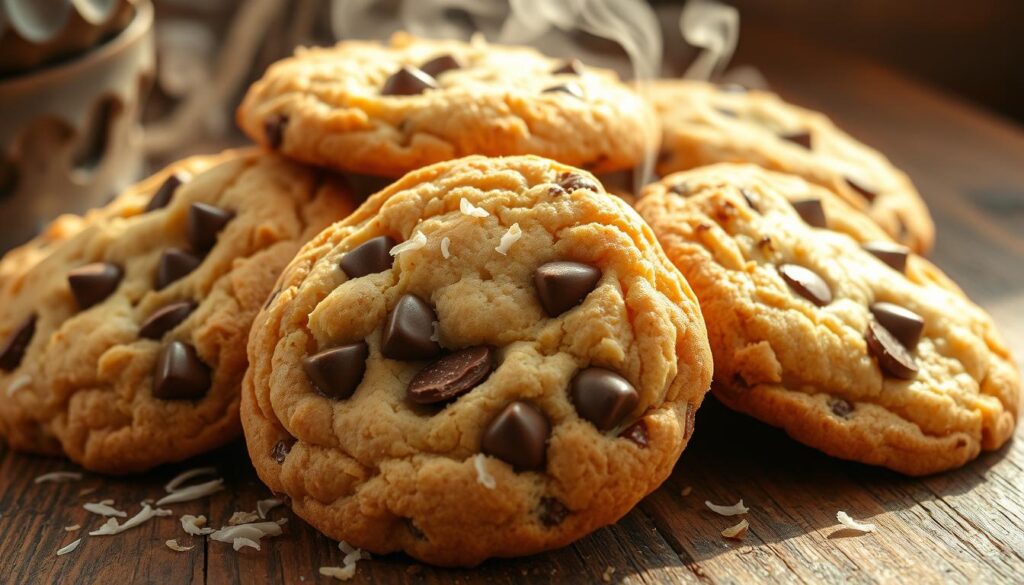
681, 486, 693, 497
56, 538, 81, 556
78, 486, 99, 497
836, 511, 876, 533
460, 198, 490, 218
602, 566, 616, 582
440, 237, 451, 258
166, 539, 194, 552
721, 519, 749, 540
473, 454, 497, 489
406, 564, 423, 575
495, 223, 522, 255
705, 499, 748, 516
390, 231, 427, 256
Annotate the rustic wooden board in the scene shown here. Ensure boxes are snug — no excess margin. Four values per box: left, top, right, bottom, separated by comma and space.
2, 27, 1024, 585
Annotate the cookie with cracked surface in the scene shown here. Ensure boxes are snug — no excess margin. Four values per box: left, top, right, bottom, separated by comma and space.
635, 165, 1020, 476
648, 80, 935, 253
237, 32, 658, 177
241, 155, 712, 566
0, 150, 358, 473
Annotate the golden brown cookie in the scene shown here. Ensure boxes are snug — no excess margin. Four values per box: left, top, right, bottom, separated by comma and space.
635, 164, 1019, 476
237, 32, 658, 177
648, 80, 935, 253
0, 150, 358, 473
242, 155, 712, 566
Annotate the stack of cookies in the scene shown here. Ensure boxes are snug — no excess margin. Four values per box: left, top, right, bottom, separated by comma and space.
0, 32, 1018, 567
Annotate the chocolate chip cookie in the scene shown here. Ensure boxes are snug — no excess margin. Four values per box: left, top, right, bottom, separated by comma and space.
237, 32, 658, 177
648, 80, 935, 253
635, 164, 1019, 475
241, 155, 712, 565
0, 150, 358, 473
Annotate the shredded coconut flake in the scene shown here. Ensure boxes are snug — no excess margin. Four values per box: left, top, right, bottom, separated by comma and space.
473, 454, 496, 490
320, 542, 368, 581
229, 511, 261, 525
166, 539, 194, 552
495, 223, 522, 255
389, 231, 427, 256
721, 519, 749, 540
602, 567, 616, 583
440, 237, 451, 259
89, 504, 172, 536
181, 514, 214, 536
705, 499, 749, 516
156, 478, 224, 505
34, 471, 83, 484
164, 466, 218, 493
210, 521, 283, 550
233, 537, 261, 551
257, 498, 284, 519
84, 500, 127, 517
78, 486, 98, 497
5, 374, 31, 397
56, 538, 81, 556
64, 524, 80, 532
460, 198, 490, 218
836, 511, 876, 533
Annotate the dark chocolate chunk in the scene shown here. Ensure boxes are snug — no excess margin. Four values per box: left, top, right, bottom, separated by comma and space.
0, 314, 36, 371
829, 398, 854, 418
534, 261, 601, 318
481, 401, 550, 470
153, 341, 211, 400
271, 437, 295, 464
552, 59, 584, 75
420, 54, 463, 77
570, 367, 638, 431
303, 342, 369, 400
139, 301, 197, 340
781, 131, 812, 149
382, 294, 442, 361
870, 302, 924, 351
156, 248, 202, 290
778, 264, 832, 306
792, 198, 827, 228
555, 172, 598, 194
866, 320, 918, 380
542, 83, 583, 99
382, 66, 438, 96
619, 419, 649, 447
407, 346, 494, 404
845, 177, 878, 203
862, 241, 909, 273
740, 189, 759, 211
145, 173, 185, 212
264, 114, 288, 149
669, 182, 690, 196
340, 236, 397, 279
538, 497, 569, 527
68, 263, 123, 310
187, 203, 234, 253
404, 518, 427, 540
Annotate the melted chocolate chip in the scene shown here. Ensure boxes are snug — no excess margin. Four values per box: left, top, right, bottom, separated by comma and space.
0, 314, 36, 371
778, 264, 832, 306
552, 59, 584, 75
866, 320, 918, 380
303, 342, 369, 400
481, 401, 550, 470
555, 173, 598, 194
156, 248, 202, 290
619, 419, 649, 447
870, 302, 924, 351
340, 236, 397, 279
792, 198, 827, 228
68, 263, 123, 310
145, 173, 185, 212
542, 83, 583, 99
669, 182, 690, 196
407, 346, 494, 404
382, 294, 442, 361
153, 341, 211, 400
404, 518, 427, 540
829, 398, 854, 418
570, 368, 639, 431
420, 54, 463, 77
264, 114, 288, 149
139, 301, 197, 340
863, 241, 909, 273
538, 497, 569, 527
382, 66, 438, 96
272, 437, 295, 464
845, 177, 878, 203
534, 261, 601, 318
187, 203, 234, 253
781, 131, 813, 149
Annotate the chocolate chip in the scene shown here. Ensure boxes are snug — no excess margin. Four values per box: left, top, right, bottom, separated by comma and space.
792, 198, 827, 228
481, 401, 550, 470
538, 497, 569, 527
404, 518, 427, 540
669, 182, 690, 196
866, 319, 918, 379
555, 172, 599, 194
845, 177, 877, 203
570, 368, 638, 431
382, 294, 441, 361
139, 301, 197, 340
552, 59, 584, 75
870, 302, 924, 351
420, 54, 463, 77
716, 107, 738, 118
153, 341, 211, 399
264, 114, 288, 149
740, 189, 759, 211
304, 342, 369, 400
407, 346, 494, 404
781, 131, 812, 149
145, 173, 185, 212
829, 398, 853, 418
542, 83, 583, 99
534, 261, 601, 318
779, 264, 832, 306
619, 419, 649, 447
382, 66, 438, 96
187, 203, 234, 253
862, 241, 909, 273
156, 248, 201, 290
68, 263, 123, 310
271, 437, 295, 464
0, 314, 36, 371
340, 236, 397, 279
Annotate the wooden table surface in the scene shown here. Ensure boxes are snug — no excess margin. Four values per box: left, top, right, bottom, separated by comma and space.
2, 29, 1024, 585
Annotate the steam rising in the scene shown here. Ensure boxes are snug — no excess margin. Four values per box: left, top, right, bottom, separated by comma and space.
679, 0, 739, 80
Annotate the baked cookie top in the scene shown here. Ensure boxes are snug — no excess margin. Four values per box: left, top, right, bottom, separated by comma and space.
648, 80, 935, 253
237, 32, 658, 177
635, 164, 1019, 476
242, 155, 712, 566
0, 150, 358, 473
